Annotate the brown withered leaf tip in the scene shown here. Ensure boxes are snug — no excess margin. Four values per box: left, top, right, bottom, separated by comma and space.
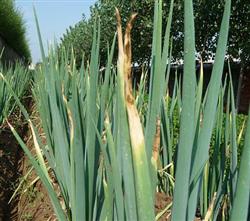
115, 8, 137, 105
115, 8, 146, 151
115, 9, 161, 160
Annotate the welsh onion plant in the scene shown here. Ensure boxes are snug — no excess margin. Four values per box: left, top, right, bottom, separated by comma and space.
6, 0, 250, 220
0, 62, 30, 126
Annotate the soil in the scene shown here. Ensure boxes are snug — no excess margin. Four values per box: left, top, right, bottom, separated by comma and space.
0, 97, 55, 221
155, 192, 172, 220
154, 192, 202, 221
15, 104, 56, 221
0, 122, 24, 220
0, 97, 31, 220
17, 156, 56, 221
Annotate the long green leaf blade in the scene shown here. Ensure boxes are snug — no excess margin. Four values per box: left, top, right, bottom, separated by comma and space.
171, 0, 196, 219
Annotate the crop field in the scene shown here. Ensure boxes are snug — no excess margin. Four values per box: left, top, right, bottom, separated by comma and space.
0, 0, 249, 220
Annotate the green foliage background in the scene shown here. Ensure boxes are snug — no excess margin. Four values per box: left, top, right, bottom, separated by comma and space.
0, 0, 30, 61
60, 0, 250, 68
